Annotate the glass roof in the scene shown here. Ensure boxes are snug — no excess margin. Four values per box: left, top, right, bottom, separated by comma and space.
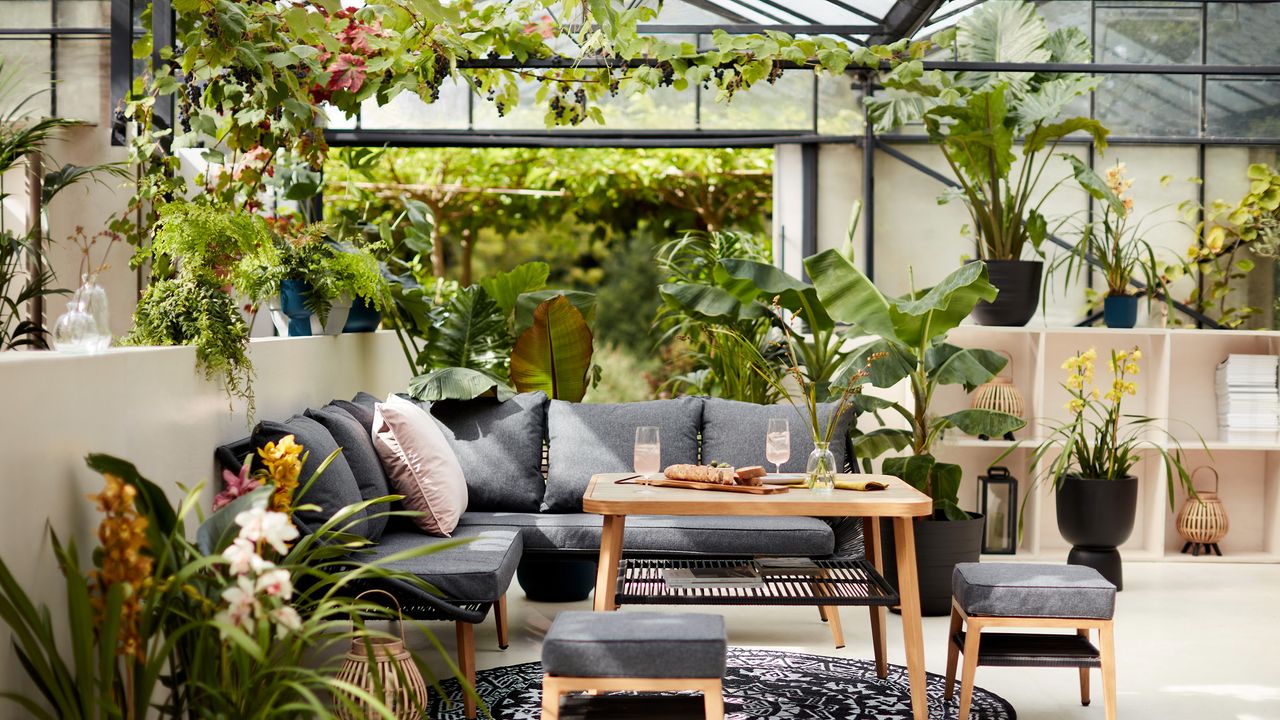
638, 0, 979, 43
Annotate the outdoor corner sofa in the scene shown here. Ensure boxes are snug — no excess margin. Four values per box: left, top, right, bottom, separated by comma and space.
216, 391, 863, 718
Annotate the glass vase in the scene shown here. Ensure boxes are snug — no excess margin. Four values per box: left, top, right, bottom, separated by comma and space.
52, 300, 97, 353
75, 273, 111, 352
806, 441, 837, 494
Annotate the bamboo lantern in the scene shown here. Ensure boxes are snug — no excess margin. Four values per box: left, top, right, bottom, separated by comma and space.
334, 590, 429, 720
1176, 466, 1229, 557
970, 352, 1024, 440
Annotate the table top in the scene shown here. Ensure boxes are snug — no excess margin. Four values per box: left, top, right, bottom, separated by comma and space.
582, 473, 933, 518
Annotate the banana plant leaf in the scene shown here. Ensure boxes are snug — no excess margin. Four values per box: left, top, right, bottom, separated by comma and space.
515, 289, 596, 334
804, 250, 897, 339
939, 408, 1026, 439
851, 427, 914, 459
509, 295, 595, 402
408, 366, 516, 403
713, 259, 834, 331
926, 344, 1008, 391
657, 282, 769, 325
887, 262, 997, 348
481, 262, 549, 318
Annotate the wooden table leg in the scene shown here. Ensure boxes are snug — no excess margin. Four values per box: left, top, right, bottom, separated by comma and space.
593, 514, 626, 612
864, 517, 888, 678
893, 516, 928, 720
815, 570, 845, 648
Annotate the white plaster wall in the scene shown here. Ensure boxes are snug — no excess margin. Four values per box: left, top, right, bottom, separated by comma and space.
772, 144, 805, 278
0, 332, 412, 699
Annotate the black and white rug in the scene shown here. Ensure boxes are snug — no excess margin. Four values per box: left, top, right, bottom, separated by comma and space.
429, 648, 1016, 719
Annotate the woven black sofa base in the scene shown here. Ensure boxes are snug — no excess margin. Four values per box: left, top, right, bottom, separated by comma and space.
953, 631, 1102, 669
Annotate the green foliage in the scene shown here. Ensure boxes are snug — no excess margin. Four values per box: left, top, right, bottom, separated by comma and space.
409, 367, 515, 402
805, 250, 1025, 519
147, 200, 274, 278
421, 285, 512, 380
509, 295, 596, 402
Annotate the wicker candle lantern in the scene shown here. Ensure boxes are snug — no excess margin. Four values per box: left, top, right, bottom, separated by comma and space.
1176, 466, 1229, 557
334, 590, 429, 720
970, 352, 1024, 441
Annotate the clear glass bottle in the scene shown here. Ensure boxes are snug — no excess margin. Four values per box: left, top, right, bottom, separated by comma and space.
52, 299, 96, 353
806, 441, 837, 494
75, 273, 111, 352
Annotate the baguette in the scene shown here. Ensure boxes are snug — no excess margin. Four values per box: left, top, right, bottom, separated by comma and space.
664, 464, 736, 485
734, 465, 766, 486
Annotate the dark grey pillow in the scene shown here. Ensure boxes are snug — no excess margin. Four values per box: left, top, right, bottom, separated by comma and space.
700, 398, 856, 474
544, 398, 703, 513
252, 416, 370, 540
331, 398, 375, 431
427, 392, 549, 512
304, 405, 391, 541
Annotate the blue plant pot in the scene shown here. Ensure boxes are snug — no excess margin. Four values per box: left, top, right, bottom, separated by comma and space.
1103, 295, 1138, 329
279, 279, 314, 336
343, 296, 382, 333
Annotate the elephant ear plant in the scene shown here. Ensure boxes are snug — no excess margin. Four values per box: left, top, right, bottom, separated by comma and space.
805, 251, 1026, 520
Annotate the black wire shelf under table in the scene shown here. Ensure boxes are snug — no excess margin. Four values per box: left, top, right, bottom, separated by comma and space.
615, 558, 900, 607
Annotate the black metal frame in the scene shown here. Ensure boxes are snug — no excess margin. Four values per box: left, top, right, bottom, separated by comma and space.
613, 557, 900, 607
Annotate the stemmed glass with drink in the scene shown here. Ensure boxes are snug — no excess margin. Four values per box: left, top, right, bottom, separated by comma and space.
634, 426, 661, 493
765, 418, 790, 474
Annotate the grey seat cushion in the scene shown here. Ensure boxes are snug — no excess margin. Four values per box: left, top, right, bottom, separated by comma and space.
305, 405, 392, 541
427, 392, 549, 513
953, 563, 1117, 620
543, 611, 726, 679
252, 416, 370, 540
544, 397, 703, 513
701, 398, 856, 473
358, 527, 522, 603
457, 512, 834, 556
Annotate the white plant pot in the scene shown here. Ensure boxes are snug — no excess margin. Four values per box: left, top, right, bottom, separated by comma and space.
266, 294, 352, 336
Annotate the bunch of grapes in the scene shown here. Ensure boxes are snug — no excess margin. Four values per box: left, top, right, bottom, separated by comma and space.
656, 61, 676, 88
767, 62, 783, 85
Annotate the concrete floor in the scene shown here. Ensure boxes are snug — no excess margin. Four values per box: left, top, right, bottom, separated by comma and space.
414, 562, 1280, 719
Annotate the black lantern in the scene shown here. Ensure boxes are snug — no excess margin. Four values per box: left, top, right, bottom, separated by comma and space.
980, 466, 1018, 554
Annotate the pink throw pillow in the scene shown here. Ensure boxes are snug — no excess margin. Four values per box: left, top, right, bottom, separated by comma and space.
371, 394, 468, 536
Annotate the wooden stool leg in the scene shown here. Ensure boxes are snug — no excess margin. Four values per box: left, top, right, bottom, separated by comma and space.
1078, 629, 1092, 706
956, 620, 983, 720
824, 604, 845, 649
1100, 621, 1117, 720
864, 518, 888, 679
703, 679, 725, 720
496, 594, 510, 650
944, 606, 962, 701
818, 605, 828, 622
540, 676, 560, 720
456, 621, 477, 720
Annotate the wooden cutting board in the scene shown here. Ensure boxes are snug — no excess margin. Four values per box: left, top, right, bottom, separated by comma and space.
640, 478, 791, 494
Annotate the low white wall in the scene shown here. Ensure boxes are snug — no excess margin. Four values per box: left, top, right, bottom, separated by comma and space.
0, 331, 412, 699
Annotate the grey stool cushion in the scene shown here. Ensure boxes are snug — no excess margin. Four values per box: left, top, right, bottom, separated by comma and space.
542, 612, 726, 679
701, 398, 856, 473
953, 563, 1117, 620
358, 526, 522, 603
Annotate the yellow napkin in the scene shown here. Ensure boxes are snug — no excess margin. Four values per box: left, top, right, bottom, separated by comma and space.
779, 478, 889, 491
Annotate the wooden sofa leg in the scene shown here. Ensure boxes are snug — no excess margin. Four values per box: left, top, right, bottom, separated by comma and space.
944, 606, 962, 701
1078, 629, 1091, 706
496, 594, 510, 650
457, 621, 477, 720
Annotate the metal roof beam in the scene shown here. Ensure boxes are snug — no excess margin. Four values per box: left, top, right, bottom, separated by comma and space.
635, 23, 880, 33
868, 0, 947, 43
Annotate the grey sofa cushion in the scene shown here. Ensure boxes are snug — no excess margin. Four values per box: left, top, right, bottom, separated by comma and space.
544, 398, 703, 513
457, 512, 834, 556
305, 405, 392, 541
358, 526, 522, 603
953, 563, 1117, 620
252, 416, 370, 540
330, 398, 375, 431
543, 611, 726, 679
427, 392, 549, 513
701, 398, 856, 473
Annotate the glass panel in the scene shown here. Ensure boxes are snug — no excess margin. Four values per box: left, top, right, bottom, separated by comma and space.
54, 38, 106, 123
56, 0, 109, 26
1038, 0, 1090, 37
594, 86, 696, 130
0, 0, 51, 28
1095, 73, 1198, 137
1096, 3, 1201, 65
1208, 3, 1280, 66
1094, 4, 1201, 136
0, 39, 51, 117
1206, 78, 1280, 139
360, 80, 469, 130
700, 71, 813, 130
817, 72, 860, 135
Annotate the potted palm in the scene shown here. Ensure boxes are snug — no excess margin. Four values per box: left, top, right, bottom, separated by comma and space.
1030, 347, 1197, 589
867, 0, 1109, 326
804, 250, 1025, 614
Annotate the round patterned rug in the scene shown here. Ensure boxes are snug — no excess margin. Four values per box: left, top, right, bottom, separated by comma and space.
428, 648, 1016, 719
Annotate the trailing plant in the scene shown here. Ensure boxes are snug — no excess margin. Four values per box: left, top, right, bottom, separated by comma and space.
868, 0, 1108, 261
804, 251, 1026, 520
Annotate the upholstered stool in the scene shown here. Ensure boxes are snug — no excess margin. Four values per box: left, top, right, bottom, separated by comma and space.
540, 611, 727, 720
946, 563, 1118, 720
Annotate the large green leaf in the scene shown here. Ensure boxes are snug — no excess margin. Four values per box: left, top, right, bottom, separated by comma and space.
931, 462, 969, 520
480, 262, 549, 318
888, 261, 998, 348
714, 259, 834, 331
1024, 116, 1109, 154
408, 367, 516, 402
927, 344, 1007, 391
804, 249, 896, 339
1017, 79, 1100, 128
1065, 155, 1126, 215
955, 0, 1049, 93
849, 338, 914, 389
658, 282, 767, 325
422, 285, 509, 376
1044, 26, 1091, 64
926, 89, 1016, 188
509, 295, 595, 402
939, 408, 1026, 438
882, 454, 935, 496
852, 427, 914, 460
515, 289, 596, 334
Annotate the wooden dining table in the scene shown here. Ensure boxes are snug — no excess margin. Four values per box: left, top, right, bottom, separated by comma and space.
582, 473, 936, 720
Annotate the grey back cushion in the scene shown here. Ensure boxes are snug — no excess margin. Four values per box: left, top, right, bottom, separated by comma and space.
331, 398, 375, 431
701, 398, 856, 473
544, 397, 703, 512
304, 405, 391, 541
427, 392, 549, 512
251, 416, 370, 540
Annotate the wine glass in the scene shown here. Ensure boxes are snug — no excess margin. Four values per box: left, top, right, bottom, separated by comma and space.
765, 418, 790, 475
634, 426, 661, 493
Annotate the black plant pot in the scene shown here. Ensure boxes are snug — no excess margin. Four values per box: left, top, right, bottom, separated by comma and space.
1056, 474, 1138, 590
880, 512, 985, 616
972, 260, 1044, 327
516, 556, 598, 603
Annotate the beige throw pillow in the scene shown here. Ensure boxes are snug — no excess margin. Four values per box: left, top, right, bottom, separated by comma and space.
371, 394, 468, 536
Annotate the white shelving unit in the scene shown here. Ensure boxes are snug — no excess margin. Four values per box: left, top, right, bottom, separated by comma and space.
922, 325, 1280, 564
